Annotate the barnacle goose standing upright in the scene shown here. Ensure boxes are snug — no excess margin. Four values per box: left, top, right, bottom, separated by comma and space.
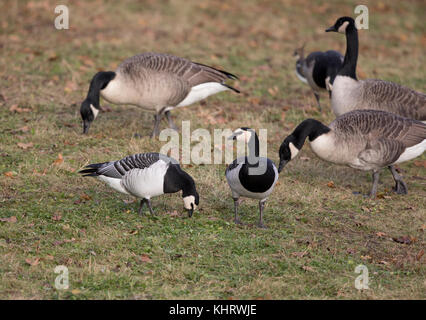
80, 52, 239, 137
294, 44, 343, 110
278, 110, 426, 198
225, 128, 279, 228
326, 17, 426, 120
79, 152, 199, 217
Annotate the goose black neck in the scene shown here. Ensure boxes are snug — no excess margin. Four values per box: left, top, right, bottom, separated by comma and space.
291, 119, 331, 149
247, 131, 260, 158
164, 164, 196, 196
338, 23, 358, 79
85, 71, 116, 108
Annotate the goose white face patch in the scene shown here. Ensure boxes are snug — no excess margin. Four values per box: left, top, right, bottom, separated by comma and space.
90, 104, 99, 119
289, 142, 299, 159
233, 128, 252, 143
183, 195, 196, 210
338, 21, 349, 33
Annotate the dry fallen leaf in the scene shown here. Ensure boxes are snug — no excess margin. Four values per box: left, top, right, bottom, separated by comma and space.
327, 181, 335, 188
416, 249, 424, 261
17, 142, 33, 150
25, 257, 40, 266
9, 104, 31, 113
3, 171, 14, 178
0, 216, 17, 223
53, 153, 63, 165
413, 160, 426, 168
302, 265, 315, 272
376, 232, 386, 237
292, 251, 308, 258
140, 254, 152, 263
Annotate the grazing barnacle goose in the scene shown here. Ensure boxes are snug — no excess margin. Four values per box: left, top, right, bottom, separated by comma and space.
326, 17, 426, 120
225, 128, 279, 228
80, 52, 239, 137
294, 44, 343, 110
79, 152, 199, 217
278, 110, 426, 198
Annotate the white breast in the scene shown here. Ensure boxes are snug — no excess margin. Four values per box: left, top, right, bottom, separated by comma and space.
121, 160, 168, 199
226, 158, 278, 200
177, 82, 228, 107
393, 139, 426, 164
331, 75, 361, 116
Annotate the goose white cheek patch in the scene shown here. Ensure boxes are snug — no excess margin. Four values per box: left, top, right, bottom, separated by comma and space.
90, 104, 99, 119
289, 142, 299, 159
338, 21, 349, 33
183, 195, 196, 210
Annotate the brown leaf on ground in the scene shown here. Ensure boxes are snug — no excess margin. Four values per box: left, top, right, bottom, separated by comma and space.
327, 181, 335, 188
292, 251, 308, 258
0, 216, 17, 223
165, 210, 179, 217
392, 236, 416, 245
25, 257, 40, 266
3, 171, 14, 178
302, 265, 315, 272
376, 232, 386, 237
17, 142, 34, 150
413, 160, 426, 168
17, 126, 30, 133
416, 249, 424, 261
53, 153, 63, 165
80, 194, 91, 201
140, 254, 152, 263
9, 104, 31, 113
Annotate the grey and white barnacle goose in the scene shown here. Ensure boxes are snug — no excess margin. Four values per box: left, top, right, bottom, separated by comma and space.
294, 44, 343, 110
79, 152, 199, 217
278, 110, 426, 198
225, 128, 279, 228
80, 52, 239, 137
326, 17, 426, 120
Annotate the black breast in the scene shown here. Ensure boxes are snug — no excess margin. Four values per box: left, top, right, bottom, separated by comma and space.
238, 158, 276, 193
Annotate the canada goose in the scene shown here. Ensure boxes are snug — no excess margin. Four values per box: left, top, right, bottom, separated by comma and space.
294, 44, 343, 110
326, 17, 426, 120
225, 128, 279, 228
79, 152, 199, 217
278, 110, 426, 198
80, 52, 239, 137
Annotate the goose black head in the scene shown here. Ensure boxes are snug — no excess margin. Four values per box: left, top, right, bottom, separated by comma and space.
278, 135, 300, 173
80, 71, 116, 134
183, 191, 199, 218
326, 16, 355, 34
80, 99, 99, 134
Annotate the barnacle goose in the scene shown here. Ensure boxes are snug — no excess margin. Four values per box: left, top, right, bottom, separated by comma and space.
326, 17, 426, 120
278, 110, 426, 198
79, 152, 199, 216
80, 52, 239, 137
294, 44, 343, 110
225, 128, 279, 228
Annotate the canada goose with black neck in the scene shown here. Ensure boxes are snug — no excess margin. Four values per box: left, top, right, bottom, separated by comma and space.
279, 110, 426, 198
80, 52, 239, 137
225, 128, 279, 228
326, 17, 426, 120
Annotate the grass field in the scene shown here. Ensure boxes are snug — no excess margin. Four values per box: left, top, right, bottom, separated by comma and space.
0, 0, 425, 299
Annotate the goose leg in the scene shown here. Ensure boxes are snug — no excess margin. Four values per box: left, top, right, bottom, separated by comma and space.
388, 165, 408, 195
146, 198, 155, 215
313, 92, 321, 111
165, 110, 178, 131
233, 197, 242, 225
258, 199, 267, 229
369, 170, 380, 198
138, 199, 146, 216
151, 113, 162, 138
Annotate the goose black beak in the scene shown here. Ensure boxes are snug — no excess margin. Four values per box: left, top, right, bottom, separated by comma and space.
278, 160, 288, 173
186, 208, 194, 218
325, 26, 336, 32
83, 120, 90, 134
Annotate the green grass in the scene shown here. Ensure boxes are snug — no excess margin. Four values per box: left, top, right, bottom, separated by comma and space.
0, 0, 425, 299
